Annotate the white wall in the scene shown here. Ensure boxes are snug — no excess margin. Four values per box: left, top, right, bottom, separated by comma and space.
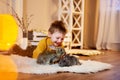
25, 0, 59, 31
0, 0, 9, 13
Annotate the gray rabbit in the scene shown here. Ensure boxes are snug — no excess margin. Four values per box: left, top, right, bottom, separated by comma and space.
58, 54, 81, 67
37, 47, 66, 64
37, 47, 81, 67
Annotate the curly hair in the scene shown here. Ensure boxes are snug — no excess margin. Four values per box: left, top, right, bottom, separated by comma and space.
48, 20, 67, 34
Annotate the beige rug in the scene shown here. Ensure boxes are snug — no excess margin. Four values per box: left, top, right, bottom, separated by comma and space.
9, 54, 112, 74
65, 49, 104, 56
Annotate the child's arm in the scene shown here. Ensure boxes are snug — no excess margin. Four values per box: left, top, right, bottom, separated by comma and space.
32, 39, 46, 59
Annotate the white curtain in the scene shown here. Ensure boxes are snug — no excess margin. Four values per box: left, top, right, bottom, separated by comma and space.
96, 0, 120, 51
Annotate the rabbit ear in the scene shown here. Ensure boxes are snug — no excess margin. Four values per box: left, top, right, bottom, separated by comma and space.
62, 53, 67, 57
60, 54, 65, 59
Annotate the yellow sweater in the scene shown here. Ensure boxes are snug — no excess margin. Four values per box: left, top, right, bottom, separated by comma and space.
32, 37, 63, 59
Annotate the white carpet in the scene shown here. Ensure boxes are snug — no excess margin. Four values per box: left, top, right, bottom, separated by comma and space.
10, 54, 112, 74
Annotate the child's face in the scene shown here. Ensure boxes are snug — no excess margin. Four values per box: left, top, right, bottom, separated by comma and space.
49, 31, 65, 47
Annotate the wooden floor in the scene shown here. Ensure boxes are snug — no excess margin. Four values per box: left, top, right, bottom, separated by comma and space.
16, 50, 120, 80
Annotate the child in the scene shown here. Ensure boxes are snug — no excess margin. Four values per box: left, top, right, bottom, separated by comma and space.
32, 20, 67, 59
